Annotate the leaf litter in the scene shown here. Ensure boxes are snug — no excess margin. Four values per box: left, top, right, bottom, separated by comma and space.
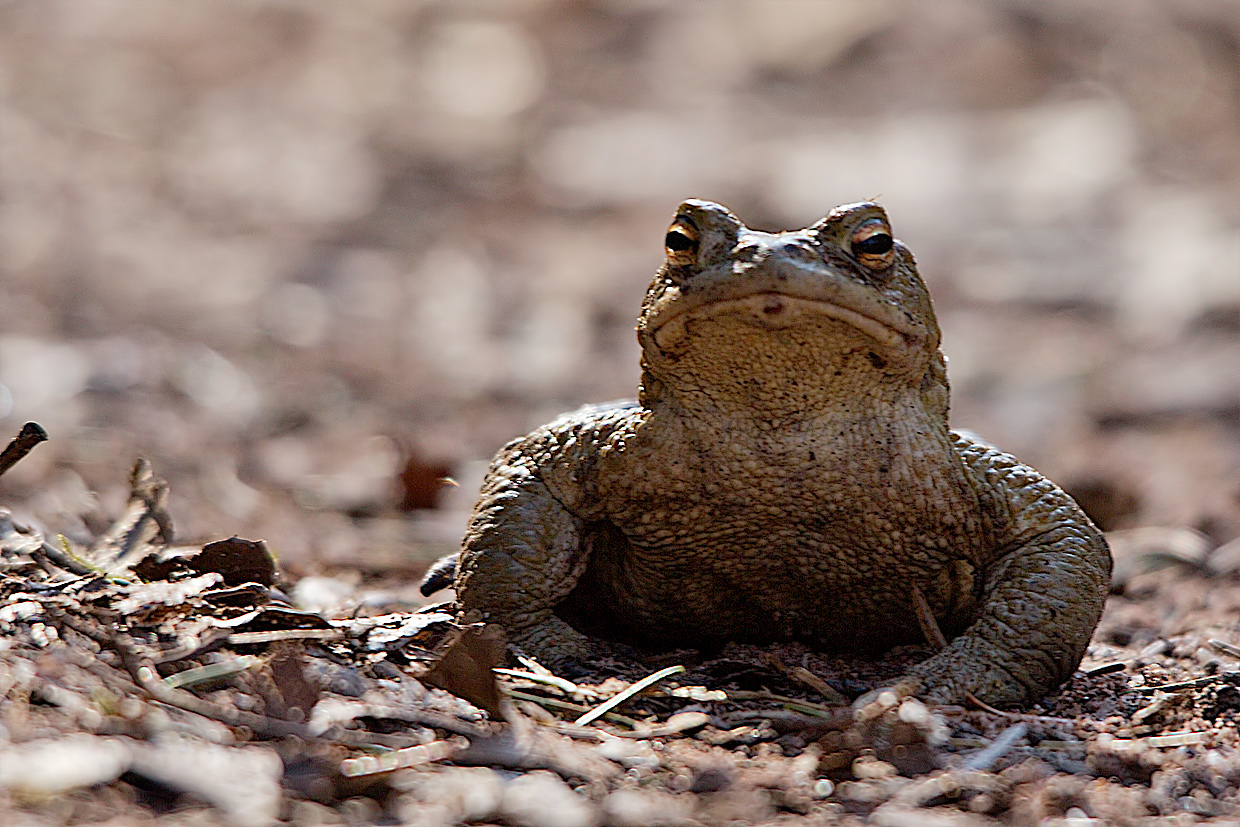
3, 424, 1240, 825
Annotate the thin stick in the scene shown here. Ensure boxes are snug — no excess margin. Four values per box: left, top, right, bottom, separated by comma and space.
1127, 675, 1225, 693
962, 722, 1028, 771
494, 667, 582, 696
781, 700, 851, 720
1209, 639, 1240, 659
965, 691, 1010, 716
911, 585, 948, 650
341, 739, 465, 777
46, 606, 310, 738
963, 693, 1083, 728
760, 651, 849, 704
574, 664, 686, 726
0, 422, 47, 479
42, 535, 97, 576
164, 656, 260, 689
727, 689, 836, 715
226, 629, 343, 645
506, 689, 641, 728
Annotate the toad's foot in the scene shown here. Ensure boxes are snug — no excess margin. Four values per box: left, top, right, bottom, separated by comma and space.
506, 615, 647, 678
904, 637, 1040, 708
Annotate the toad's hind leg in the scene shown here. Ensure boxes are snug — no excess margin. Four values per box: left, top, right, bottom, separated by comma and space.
453, 452, 633, 672
906, 435, 1111, 707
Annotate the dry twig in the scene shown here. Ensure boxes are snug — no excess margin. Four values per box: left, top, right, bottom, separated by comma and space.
911, 584, 948, 650
962, 722, 1029, 771
965, 691, 1010, 716
45, 606, 312, 739
494, 667, 582, 696
0, 422, 47, 479
759, 651, 849, 705
506, 689, 641, 728
574, 664, 686, 726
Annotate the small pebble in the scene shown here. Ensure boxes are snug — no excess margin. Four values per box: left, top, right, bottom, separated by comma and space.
595, 737, 659, 769
898, 698, 930, 725
1139, 640, 1169, 659
501, 771, 597, 827
853, 756, 898, 779
0, 734, 131, 795
690, 764, 733, 792
602, 789, 693, 827
397, 767, 505, 825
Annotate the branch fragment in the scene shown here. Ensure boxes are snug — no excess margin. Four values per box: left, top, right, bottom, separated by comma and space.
911, 584, 948, 650
0, 422, 47, 479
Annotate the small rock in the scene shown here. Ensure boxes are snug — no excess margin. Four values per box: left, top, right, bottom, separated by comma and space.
898, 698, 931, 726
292, 575, 357, 615
0, 734, 131, 795
1106, 527, 1211, 591
501, 771, 598, 827
1138, 639, 1170, 659
602, 789, 693, 827
1207, 535, 1240, 577
594, 737, 659, 769
836, 780, 888, 804
689, 763, 733, 793
397, 767, 505, 825
285, 800, 346, 826
854, 756, 899, 779
130, 736, 283, 827
870, 802, 1001, 826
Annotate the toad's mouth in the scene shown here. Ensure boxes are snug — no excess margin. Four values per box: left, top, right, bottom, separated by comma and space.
650, 292, 911, 356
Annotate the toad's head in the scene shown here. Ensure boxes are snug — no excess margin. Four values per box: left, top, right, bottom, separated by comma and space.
636, 200, 947, 423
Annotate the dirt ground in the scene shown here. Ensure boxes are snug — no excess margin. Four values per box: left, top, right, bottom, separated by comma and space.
1, 1, 1240, 824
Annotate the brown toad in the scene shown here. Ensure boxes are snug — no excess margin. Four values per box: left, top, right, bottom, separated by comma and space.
422, 200, 1111, 707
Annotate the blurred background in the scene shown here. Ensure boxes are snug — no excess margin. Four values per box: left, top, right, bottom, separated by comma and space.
1, 0, 1238, 586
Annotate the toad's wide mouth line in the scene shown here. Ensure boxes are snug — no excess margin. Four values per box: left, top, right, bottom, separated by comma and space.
650, 291, 913, 354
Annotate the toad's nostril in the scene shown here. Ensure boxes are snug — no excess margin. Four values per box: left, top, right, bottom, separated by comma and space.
768, 238, 819, 267
763, 296, 785, 315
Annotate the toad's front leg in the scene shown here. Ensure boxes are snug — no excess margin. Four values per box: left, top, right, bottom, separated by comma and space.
453, 448, 622, 672
905, 436, 1111, 707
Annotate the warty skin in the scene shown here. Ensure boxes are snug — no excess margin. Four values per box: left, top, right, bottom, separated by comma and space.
434, 199, 1112, 707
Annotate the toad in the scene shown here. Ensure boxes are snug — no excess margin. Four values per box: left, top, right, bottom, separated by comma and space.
422, 200, 1111, 707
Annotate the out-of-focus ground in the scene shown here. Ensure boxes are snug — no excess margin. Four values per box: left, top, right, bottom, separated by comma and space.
1, 1, 1239, 581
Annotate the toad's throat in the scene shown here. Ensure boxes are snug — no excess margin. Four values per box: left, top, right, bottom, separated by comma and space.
650, 292, 910, 356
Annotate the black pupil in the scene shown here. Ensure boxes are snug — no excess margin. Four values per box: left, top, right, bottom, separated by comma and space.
855, 232, 893, 256
665, 230, 695, 252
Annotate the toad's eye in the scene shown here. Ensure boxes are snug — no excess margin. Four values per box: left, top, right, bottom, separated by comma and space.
851, 218, 895, 270
664, 218, 699, 267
